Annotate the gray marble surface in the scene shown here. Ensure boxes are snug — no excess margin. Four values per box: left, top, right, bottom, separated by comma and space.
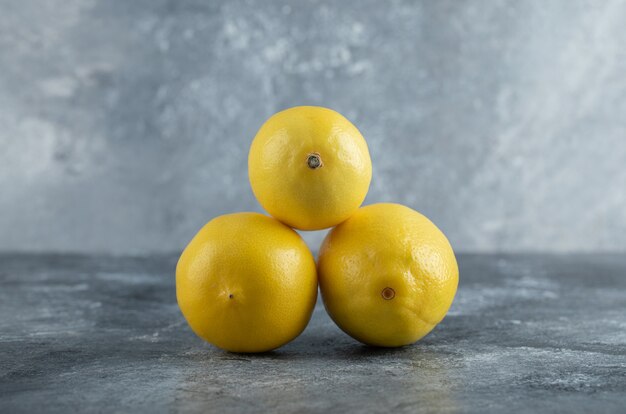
1, 253, 625, 413
2, 0, 626, 254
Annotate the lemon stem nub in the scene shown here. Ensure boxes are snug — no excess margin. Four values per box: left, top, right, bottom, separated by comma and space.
229, 294, 234, 299
381, 287, 395, 300
307, 153, 322, 169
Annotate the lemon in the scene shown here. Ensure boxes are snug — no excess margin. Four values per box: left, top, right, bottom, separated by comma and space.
317, 203, 458, 347
176, 213, 317, 353
248, 106, 372, 230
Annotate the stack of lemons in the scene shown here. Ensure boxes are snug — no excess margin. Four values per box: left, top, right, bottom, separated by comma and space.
176, 106, 458, 352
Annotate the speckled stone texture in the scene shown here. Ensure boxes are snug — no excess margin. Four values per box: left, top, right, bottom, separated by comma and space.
1, 253, 624, 413
1, 0, 626, 254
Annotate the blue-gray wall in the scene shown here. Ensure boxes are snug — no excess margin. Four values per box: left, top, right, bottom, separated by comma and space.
1, 0, 626, 254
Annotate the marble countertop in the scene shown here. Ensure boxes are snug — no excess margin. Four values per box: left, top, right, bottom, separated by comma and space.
1, 253, 625, 413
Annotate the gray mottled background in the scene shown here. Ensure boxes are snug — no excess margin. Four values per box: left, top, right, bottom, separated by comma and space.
1, 0, 625, 254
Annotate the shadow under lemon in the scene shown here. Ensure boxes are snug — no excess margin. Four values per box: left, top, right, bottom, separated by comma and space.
170, 333, 459, 412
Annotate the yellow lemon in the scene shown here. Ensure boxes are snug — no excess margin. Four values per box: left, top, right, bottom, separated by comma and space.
318, 203, 458, 347
248, 106, 372, 230
176, 212, 318, 353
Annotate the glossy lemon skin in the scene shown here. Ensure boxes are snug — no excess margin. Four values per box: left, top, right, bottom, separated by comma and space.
176, 213, 318, 353
248, 106, 372, 230
318, 203, 458, 347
